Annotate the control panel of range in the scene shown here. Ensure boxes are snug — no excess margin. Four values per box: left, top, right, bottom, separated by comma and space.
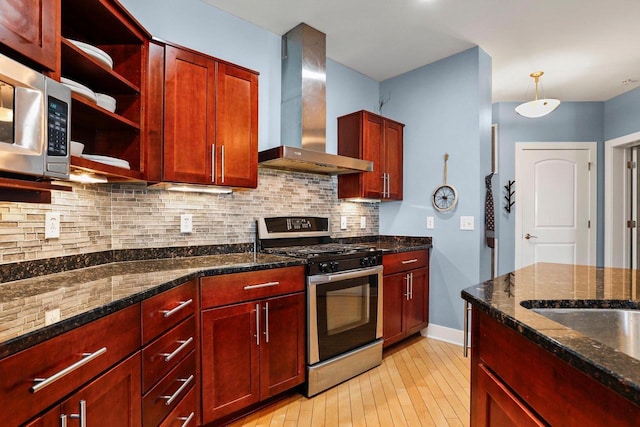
309, 252, 382, 276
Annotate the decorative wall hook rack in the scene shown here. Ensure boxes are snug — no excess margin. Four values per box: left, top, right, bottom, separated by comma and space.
504, 180, 515, 213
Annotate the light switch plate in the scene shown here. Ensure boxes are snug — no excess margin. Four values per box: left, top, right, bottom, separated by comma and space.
360, 216, 367, 229
45, 212, 60, 239
45, 308, 61, 326
180, 214, 193, 233
340, 216, 347, 230
460, 216, 475, 230
426, 216, 434, 229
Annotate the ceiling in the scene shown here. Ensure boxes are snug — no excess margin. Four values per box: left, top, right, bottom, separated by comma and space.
201, 0, 640, 103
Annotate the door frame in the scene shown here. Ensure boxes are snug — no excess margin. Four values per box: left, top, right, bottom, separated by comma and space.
515, 142, 597, 269
604, 131, 640, 267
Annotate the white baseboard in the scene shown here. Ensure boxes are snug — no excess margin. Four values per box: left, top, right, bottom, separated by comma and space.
422, 323, 470, 348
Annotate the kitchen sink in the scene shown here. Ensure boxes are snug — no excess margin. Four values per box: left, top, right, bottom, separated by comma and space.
531, 308, 640, 360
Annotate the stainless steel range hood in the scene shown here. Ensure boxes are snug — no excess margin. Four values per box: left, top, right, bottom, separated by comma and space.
258, 23, 372, 175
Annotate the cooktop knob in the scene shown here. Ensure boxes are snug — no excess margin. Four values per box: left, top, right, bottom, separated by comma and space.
319, 262, 331, 273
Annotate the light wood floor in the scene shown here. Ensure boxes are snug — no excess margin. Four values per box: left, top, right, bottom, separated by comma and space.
228, 336, 471, 427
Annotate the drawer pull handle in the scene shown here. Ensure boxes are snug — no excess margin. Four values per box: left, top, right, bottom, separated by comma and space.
178, 412, 195, 427
244, 281, 280, 290
160, 337, 194, 362
161, 375, 194, 406
401, 259, 418, 264
60, 414, 67, 427
31, 347, 107, 393
69, 400, 87, 427
162, 299, 193, 318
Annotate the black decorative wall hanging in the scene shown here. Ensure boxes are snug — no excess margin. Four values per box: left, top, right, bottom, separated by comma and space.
504, 180, 515, 213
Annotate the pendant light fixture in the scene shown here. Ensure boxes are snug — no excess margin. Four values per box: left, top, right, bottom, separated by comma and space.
515, 71, 560, 118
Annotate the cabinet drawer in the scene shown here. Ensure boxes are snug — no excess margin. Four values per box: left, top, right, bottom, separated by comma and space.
383, 250, 429, 275
201, 266, 305, 308
159, 387, 196, 427
0, 304, 140, 424
143, 351, 196, 427
142, 316, 196, 393
142, 279, 197, 343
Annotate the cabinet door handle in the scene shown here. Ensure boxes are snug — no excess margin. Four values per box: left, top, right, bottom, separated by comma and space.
161, 299, 193, 318
59, 414, 67, 427
69, 400, 87, 427
263, 302, 270, 343
401, 258, 418, 265
211, 144, 216, 182
221, 145, 225, 183
404, 274, 410, 300
243, 281, 279, 290
255, 303, 260, 345
409, 272, 413, 299
463, 301, 471, 358
178, 412, 195, 427
386, 173, 390, 198
161, 375, 194, 406
160, 337, 194, 362
31, 347, 107, 393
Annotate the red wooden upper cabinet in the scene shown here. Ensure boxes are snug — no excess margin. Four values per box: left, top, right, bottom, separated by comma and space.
0, 0, 57, 70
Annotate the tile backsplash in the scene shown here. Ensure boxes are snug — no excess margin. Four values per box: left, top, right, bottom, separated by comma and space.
0, 169, 379, 264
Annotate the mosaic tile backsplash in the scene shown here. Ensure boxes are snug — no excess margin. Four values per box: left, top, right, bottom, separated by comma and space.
0, 169, 379, 265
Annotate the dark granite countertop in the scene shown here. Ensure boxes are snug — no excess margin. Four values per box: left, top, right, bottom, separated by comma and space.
0, 252, 303, 359
0, 236, 431, 360
461, 263, 640, 407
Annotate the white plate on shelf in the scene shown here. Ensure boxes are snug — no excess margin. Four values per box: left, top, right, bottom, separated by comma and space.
61, 78, 97, 103
95, 93, 116, 113
68, 39, 114, 69
81, 154, 130, 169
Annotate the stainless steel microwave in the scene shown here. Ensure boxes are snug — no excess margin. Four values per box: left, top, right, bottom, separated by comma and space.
0, 53, 71, 180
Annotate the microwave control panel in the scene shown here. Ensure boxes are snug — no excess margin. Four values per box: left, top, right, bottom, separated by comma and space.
46, 96, 68, 157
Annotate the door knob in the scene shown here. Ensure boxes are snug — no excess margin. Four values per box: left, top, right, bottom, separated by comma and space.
524, 233, 538, 240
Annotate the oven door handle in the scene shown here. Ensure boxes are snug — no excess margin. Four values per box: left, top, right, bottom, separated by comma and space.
308, 265, 383, 285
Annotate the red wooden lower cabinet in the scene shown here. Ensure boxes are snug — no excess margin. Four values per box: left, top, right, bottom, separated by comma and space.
471, 308, 640, 426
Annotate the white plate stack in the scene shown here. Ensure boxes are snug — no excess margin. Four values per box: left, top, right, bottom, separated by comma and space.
96, 93, 116, 113
61, 77, 97, 103
68, 39, 114, 69
81, 154, 130, 169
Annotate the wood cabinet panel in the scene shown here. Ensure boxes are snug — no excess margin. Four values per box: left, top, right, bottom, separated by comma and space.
338, 110, 404, 200
260, 293, 305, 398
163, 45, 215, 184
143, 351, 195, 427
216, 63, 258, 188
382, 272, 406, 346
0, 0, 57, 70
472, 308, 640, 426
142, 316, 196, 393
405, 267, 429, 336
0, 305, 140, 426
201, 302, 260, 422
141, 279, 196, 344
200, 266, 305, 308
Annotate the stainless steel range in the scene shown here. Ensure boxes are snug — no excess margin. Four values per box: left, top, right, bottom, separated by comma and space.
257, 216, 383, 397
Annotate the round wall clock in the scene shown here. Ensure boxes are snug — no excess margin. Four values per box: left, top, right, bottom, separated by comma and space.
432, 153, 458, 212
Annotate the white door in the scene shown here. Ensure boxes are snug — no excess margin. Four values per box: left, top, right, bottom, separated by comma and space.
515, 143, 597, 269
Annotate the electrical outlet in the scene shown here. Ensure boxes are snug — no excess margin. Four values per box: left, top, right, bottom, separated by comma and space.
45, 212, 60, 239
45, 308, 61, 326
460, 216, 475, 230
426, 216, 434, 229
360, 216, 367, 229
180, 214, 193, 233
340, 216, 348, 230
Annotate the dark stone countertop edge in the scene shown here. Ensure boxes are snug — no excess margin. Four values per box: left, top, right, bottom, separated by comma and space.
461, 288, 640, 407
0, 257, 304, 359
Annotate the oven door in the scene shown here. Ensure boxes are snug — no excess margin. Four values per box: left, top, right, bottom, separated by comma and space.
308, 265, 383, 365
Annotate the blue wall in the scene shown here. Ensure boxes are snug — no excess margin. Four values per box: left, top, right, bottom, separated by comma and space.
492, 102, 604, 273
604, 87, 640, 141
378, 48, 493, 331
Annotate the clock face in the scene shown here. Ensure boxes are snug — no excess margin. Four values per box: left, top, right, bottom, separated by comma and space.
432, 184, 458, 212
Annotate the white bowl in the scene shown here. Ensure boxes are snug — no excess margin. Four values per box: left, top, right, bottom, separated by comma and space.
96, 93, 116, 112
70, 141, 84, 156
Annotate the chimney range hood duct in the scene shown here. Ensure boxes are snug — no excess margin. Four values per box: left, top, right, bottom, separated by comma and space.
258, 23, 373, 175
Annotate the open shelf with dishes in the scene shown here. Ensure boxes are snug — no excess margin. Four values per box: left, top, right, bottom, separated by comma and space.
60, 0, 150, 182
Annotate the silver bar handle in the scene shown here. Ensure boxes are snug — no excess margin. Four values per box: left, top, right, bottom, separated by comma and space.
211, 144, 216, 182
69, 400, 86, 427
178, 412, 195, 427
161, 299, 193, 318
160, 337, 194, 362
255, 303, 260, 345
221, 145, 225, 183
386, 173, 390, 198
381, 173, 386, 198
60, 414, 67, 427
404, 273, 410, 300
244, 281, 279, 290
263, 302, 270, 343
401, 258, 418, 265
161, 375, 194, 406
409, 272, 413, 299
31, 347, 107, 393
463, 301, 471, 357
